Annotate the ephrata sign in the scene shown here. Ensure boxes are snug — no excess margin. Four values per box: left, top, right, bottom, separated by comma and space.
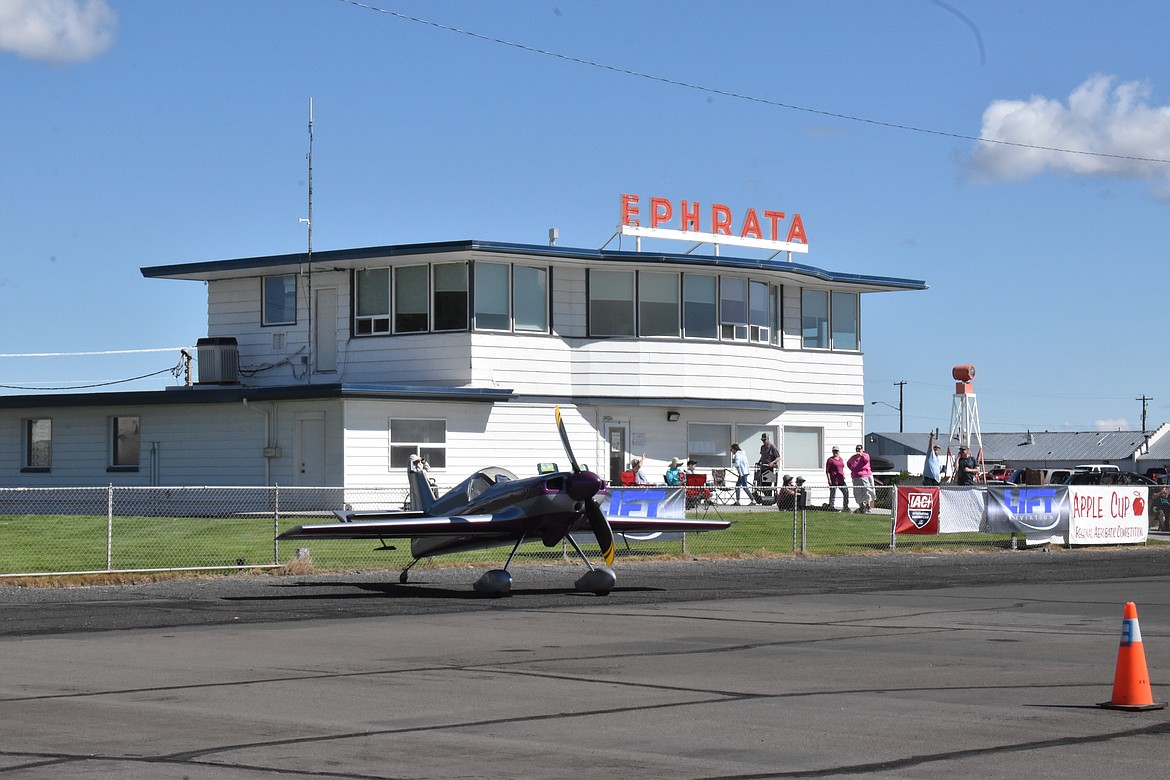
619, 193, 808, 253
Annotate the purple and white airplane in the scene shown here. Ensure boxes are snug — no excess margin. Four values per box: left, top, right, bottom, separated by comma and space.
279, 407, 729, 595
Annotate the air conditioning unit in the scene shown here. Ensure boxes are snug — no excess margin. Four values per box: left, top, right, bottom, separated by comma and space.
196, 337, 240, 384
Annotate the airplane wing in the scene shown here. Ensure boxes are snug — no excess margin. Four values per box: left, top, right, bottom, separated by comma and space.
606, 516, 730, 534
279, 514, 529, 540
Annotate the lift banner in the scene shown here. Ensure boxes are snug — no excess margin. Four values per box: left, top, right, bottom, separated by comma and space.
895, 487, 939, 534
1067, 486, 1148, 545
984, 486, 1069, 534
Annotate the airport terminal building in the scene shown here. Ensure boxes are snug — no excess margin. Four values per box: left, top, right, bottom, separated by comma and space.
0, 214, 926, 489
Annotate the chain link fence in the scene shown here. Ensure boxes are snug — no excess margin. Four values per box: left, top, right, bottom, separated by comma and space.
0, 482, 1024, 578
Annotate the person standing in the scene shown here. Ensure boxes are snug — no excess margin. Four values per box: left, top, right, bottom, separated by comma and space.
730, 443, 751, 504
758, 433, 780, 471
923, 432, 942, 486
847, 444, 875, 513
825, 446, 849, 511
955, 446, 979, 486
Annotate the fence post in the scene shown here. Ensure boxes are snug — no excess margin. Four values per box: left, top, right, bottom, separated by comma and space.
889, 484, 898, 550
107, 484, 114, 572
273, 484, 281, 565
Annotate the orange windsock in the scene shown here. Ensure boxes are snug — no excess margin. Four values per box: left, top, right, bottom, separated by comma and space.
1099, 602, 1166, 711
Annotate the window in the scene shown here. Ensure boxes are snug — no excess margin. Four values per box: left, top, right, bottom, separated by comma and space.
682, 274, 717, 339
355, 268, 390, 335
588, 270, 634, 336
390, 418, 446, 469
262, 275, 296, 326
784, 427, 823, 470
23, 419, 51, 471
110, 416, 140, 469
769, 285, 781, 345
432, 263, 468, 331
394, 265, 429, 333
801, 289, 829, 349
473, 262, 510, 330
513, 265, 549, 332
639, 271, 680, 337
719, 277, 748, 341
687, 423, 732, 469
831, 291, 859, 351
749, 281, 771, 343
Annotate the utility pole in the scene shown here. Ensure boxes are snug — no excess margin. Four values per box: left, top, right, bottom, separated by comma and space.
894, 380, 907, 433
1137, 395, 1152, 434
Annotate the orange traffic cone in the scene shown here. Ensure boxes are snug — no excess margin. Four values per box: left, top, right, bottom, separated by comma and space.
1099, 602, 1166, 711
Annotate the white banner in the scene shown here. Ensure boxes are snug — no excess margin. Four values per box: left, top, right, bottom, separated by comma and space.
1068, 486, 1148, 545
938, 487, 985, 533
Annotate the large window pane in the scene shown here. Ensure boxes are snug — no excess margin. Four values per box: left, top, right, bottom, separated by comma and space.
474, 262, 510, 330
262, 275, 296, 326
688, 423, 733, 469
683, 274, 717, 339
802, 289, 829, 349
355, 268, 390, 335
395, 265, 429, 333
112, 416, 140, 467
390, 418, 446, 469
25, 418, 51, 469
749, 281, 770, 343
513, 265, 548, 332
433, 263, 468, 331
831, 291, 859, 351
784, 426, 823, 470
720, 277, 748, 341
639, 271, 679, 337
589, 270, 634, 336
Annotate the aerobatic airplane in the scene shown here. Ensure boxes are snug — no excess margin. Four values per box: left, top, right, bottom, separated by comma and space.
278, 407, 730, 595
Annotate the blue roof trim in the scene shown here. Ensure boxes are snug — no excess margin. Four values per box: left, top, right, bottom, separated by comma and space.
141, 239, 926, 291
0, 384, 514, 410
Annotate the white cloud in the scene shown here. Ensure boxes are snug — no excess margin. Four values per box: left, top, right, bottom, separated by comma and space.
971, 75, 1170, 199
1093, 418, 1130, 431
0, 0, 116, 64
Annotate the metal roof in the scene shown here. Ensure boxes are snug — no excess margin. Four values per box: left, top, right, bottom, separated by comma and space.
140, 239, 927, 293
867, 430, 1154, 464
0, 383, 514, 410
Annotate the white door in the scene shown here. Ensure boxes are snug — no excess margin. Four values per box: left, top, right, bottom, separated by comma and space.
295, 412, 327, 486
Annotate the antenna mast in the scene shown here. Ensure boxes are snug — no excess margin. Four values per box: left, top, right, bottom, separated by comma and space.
302, 98, 314, 381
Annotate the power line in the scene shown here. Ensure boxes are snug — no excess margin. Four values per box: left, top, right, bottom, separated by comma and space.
337, 0, 1170, 166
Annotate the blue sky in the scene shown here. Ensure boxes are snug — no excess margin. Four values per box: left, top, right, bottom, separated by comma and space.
3, 0, 1169, 435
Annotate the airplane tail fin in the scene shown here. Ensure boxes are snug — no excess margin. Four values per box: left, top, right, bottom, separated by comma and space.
408, 455, 438, 511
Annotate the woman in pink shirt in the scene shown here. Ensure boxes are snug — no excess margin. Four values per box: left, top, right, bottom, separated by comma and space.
847, 444, 875, 514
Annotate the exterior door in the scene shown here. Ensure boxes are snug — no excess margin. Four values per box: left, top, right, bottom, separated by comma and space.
295, 412, 326, 486
605, 423, 629, 483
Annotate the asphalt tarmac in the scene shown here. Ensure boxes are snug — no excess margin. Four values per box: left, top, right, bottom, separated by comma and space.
3, 548, 1170, 778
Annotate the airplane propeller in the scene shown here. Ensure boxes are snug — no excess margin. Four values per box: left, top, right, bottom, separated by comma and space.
555, 406, 615, 566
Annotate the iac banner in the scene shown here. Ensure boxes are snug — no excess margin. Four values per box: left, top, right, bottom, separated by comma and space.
895, 486, 940, 534
984, 486, 1070, 534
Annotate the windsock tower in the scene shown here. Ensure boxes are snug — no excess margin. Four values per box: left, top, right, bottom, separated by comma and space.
946, 364, 985, 481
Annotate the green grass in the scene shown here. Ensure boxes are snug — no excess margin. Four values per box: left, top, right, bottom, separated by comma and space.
0, 509, 1027, 577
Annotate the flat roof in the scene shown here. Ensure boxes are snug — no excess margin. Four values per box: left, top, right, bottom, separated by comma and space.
141, 239, 927, 293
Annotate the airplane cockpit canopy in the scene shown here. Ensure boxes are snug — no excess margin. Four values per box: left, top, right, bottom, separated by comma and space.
430, 466, 519, 515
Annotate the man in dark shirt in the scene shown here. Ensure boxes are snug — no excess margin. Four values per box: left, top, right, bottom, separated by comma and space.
956, 446, 979, 485
759, 434, 780, 470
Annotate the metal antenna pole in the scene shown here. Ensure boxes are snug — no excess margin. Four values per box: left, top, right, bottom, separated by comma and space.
302, 98, 314, 382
